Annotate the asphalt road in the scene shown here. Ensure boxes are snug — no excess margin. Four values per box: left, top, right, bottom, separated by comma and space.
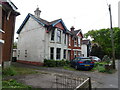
9, 61, 119, 89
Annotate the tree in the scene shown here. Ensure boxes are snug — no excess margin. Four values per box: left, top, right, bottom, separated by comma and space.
13, 42, 17, 49
85, 27, 120, 59
90, 44, 104, 59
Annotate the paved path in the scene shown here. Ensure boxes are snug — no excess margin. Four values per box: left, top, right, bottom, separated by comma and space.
9, 61, 118, 89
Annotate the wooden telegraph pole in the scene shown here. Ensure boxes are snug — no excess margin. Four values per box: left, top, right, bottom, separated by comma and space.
108, 4, 116, 69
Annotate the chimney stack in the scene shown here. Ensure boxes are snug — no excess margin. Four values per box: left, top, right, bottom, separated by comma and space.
34, 7, 41, 18
70, 26, 75, 31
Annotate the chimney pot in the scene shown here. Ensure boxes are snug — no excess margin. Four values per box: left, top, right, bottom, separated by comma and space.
70, 26, 75, 31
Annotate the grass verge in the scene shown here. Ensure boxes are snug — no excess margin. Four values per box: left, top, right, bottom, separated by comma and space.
2, 79, 32, 88
3, 66, 39, 77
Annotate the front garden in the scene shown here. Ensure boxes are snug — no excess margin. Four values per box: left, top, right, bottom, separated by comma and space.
44, 55, 116, 74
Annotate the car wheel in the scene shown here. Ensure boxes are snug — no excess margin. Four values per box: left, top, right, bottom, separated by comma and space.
75, 65, 78, 70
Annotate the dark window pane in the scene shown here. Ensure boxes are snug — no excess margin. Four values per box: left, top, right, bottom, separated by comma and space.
50, 47, 54, 59
56, 48, 61, 59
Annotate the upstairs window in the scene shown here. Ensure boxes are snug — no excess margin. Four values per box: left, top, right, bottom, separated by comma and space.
74, 38, 77, 47
69, 35, 71, 46
64, 34, 66, 44
57, 29, 61, 43
78, 37, 81, 47
51, 30, 55, 41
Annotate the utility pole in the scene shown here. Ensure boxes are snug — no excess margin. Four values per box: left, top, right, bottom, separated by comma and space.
108, 4, 116, 69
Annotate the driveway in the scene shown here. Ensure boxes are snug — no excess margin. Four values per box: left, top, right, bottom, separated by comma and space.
7, 61, 118, 89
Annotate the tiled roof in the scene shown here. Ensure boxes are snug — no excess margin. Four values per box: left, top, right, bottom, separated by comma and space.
72, 30, 80, 35
17, 13, 68, 34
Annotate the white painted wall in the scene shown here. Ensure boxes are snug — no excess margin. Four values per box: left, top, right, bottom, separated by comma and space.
81, 44, 87, 57
17, 17, 46, 63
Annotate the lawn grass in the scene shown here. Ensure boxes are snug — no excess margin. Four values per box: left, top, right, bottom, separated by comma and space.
2, 79, 32, 88
12, 66, 39, 75
2, 66, 40, 77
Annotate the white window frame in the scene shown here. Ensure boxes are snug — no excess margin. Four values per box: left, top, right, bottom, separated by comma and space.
63, 49, 66, 59
51, 30, 55, 41
57, 29, 61, 43
50, 47, 54, 59
78, 37, 81, 47
56, 48, 61, 60
64, 34, 66, 44
74, 38, 77, 47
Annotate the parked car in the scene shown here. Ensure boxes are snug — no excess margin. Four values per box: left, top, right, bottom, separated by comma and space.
89, 56, 101, 62
70, 57, 94, 70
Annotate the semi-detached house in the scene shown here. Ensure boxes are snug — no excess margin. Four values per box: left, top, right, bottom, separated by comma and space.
17, 8, 84, 65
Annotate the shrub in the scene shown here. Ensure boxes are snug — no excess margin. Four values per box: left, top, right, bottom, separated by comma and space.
2, 67, 17, 76
44, 59, 70, 67
102, 55, 111, 64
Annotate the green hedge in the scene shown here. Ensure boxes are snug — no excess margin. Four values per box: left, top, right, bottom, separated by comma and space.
44, 59, 70, 67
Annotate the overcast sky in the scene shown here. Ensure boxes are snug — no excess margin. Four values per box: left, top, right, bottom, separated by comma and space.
12, 0, 119, 40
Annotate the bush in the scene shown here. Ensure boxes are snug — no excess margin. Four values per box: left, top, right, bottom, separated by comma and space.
102, 55, 111, 64
44, 59, 70, 67
3, 67, 17, 76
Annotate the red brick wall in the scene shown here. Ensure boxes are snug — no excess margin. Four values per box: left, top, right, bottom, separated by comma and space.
68, 33, 82, 60
2, 10, 16, 62
55, 22, 64, 30
17, 60, 44, 66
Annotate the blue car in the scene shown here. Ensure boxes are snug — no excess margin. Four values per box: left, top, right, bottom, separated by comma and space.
70, 57, 94, 70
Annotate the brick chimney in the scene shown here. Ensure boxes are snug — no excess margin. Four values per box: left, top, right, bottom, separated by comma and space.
70, 26, 75, 31
34, 7, 41, 18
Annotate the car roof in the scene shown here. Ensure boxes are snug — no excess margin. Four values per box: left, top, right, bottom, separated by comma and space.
75, 57, 90, 59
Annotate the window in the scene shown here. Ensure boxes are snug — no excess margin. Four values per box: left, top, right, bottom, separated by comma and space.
18, 50, 20, 57
74, 51, 77, 58
69, 35, 71, 46
56, 48, 61, 59
78, 37, 81, 47
57, 29, 61, 43
51, 30, 55, 41
63, 50, 66, 59
50, 47, 54, 59
64, 34, 66, 44
25, 50, 27, 57
78, 51, 81, 56
74, 38, 77, 47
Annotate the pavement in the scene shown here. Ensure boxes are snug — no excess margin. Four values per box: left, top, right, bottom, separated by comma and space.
3, 60, 119, 89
